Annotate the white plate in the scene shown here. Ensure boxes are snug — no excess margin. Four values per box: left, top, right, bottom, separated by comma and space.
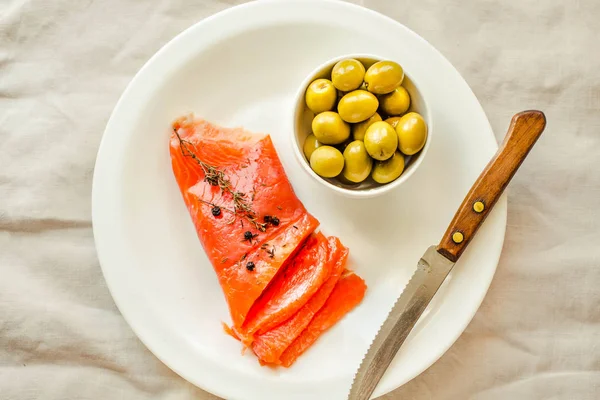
92, 1, 506, 399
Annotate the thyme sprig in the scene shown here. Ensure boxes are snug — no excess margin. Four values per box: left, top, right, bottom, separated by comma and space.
174, 128, 267, 231
266, 245, 276, 259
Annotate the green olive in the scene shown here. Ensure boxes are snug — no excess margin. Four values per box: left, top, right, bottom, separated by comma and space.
310, 146, 344, 178
352, 112, 382, 141
303, 134, 322, 160
337, 174, 361, 186
305, 79, 337, 114
342, 140, 373, 183
364, 61, 404, 94
331, 59, 366, 92
372, 151, 405, 183
380, 86, 410, 116
384, 116, 403, 129
338, 90, 379, 123
312, 111, 350, 145
395, 112, 427, 155
364, 121, 398, 161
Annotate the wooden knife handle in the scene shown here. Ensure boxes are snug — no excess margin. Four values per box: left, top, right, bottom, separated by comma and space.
437, 110, 546, 262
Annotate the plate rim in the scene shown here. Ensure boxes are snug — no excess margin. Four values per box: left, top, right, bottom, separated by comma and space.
92, 0, 506, 399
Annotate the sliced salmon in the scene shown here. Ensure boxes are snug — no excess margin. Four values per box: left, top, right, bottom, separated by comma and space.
237, 231, 332, 342
170, 116, 319, 329
252, 236, 348, 364
279, 271, 367, 367
170, 116, 367, 367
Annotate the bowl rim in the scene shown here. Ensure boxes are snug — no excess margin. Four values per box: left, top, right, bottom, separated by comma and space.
291, 53, 433, 199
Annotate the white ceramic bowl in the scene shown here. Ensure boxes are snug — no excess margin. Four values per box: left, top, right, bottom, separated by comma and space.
292, 54, 432, 199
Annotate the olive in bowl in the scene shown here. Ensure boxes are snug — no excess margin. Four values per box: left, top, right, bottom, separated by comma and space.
292, 54, 432, 199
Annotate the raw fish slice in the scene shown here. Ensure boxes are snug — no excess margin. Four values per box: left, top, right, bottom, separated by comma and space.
252, 236, 348, 364
237, 232, 331, 342
279, 271, 367, 367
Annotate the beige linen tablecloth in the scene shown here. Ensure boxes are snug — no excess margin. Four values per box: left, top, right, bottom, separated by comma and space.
1, 0, 599, 399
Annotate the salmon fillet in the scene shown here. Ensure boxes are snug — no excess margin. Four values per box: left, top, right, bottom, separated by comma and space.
170, 116, 319, 329
170, 116, 366, 367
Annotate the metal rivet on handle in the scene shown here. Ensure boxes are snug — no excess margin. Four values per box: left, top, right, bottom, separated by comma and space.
452, 231, 464, 244
473, 201, 485, 213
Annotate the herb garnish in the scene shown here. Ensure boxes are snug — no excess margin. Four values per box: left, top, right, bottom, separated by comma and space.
174, 128, 267, 231
266, 245, 276, 259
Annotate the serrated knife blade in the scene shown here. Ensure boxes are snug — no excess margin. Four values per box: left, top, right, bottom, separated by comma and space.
347, 110, 546, 400
347, 246, 454, 400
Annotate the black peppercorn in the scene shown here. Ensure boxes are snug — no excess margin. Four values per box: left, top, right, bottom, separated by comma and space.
246, 261, 255, 271
243, 231, 253, 241
211, 206, 221, 216
271, 217, 280, 226
263, 215, 272, 223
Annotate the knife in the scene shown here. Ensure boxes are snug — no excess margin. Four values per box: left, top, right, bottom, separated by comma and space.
348, 110, 547, 400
